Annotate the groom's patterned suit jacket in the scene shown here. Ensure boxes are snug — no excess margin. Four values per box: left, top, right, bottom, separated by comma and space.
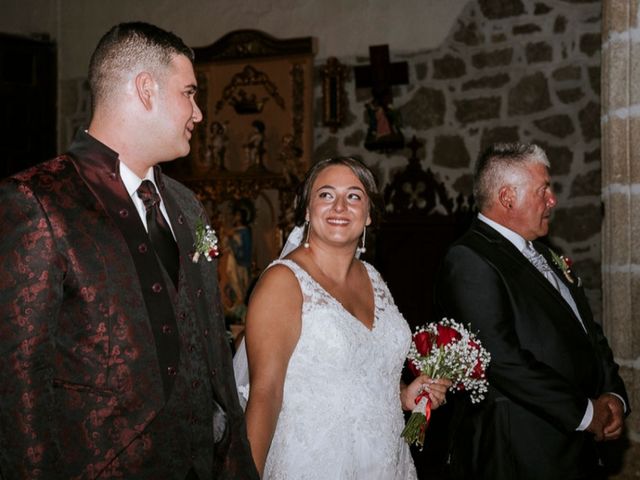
0, 132, 257, 479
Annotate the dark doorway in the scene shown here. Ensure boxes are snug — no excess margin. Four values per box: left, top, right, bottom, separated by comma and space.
0, 33, 56, 179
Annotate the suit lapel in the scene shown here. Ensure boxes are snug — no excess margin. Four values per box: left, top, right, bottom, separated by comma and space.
472, 221, 588, 335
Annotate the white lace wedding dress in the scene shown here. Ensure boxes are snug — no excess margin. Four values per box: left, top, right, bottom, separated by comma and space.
260, 259, 417, 480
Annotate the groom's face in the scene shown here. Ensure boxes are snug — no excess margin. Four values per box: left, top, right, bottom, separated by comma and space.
510, 162, 557, 241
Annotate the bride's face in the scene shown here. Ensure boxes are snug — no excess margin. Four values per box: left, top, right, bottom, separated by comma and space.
306, 165, 371, 250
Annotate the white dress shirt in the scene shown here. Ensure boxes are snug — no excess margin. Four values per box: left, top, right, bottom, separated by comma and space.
119, 162, 176, 239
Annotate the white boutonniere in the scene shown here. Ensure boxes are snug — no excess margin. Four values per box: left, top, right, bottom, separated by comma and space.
192, 220, 220, 263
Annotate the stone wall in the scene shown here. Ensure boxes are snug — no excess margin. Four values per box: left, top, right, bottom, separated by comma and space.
313, 0, 604, 319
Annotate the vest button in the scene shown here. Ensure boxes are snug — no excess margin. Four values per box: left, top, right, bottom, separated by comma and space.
167, 366, 177, 376
138, 243, 148, 253
152, 283, 162, 293
162, 324, 172, 334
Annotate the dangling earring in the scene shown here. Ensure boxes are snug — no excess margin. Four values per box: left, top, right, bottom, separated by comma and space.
356, 227, 366, 255
303, 220, 310, 248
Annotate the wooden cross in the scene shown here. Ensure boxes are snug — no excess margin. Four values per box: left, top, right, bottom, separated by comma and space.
354, 44, 409, 105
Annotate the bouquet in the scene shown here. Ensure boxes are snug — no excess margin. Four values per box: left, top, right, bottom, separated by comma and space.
401, 317, 490, 449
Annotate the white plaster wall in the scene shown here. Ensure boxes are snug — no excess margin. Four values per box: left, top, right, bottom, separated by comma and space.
50, 0, 468, 79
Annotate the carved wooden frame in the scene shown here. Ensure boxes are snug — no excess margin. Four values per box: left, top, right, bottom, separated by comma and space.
168, 29, 316, 209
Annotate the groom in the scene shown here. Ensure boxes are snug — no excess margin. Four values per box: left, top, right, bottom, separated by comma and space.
435, 143, 628, 480
0, 23, 257, 478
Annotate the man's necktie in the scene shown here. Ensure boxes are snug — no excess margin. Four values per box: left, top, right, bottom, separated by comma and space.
137, 180, 179, 287
522, 241, 586, 332
522, 242, 562, 291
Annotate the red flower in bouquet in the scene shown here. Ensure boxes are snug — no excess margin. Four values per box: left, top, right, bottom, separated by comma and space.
401, 318, 491, 449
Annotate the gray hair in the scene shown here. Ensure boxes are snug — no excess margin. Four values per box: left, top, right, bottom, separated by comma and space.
473, 142, 549, 211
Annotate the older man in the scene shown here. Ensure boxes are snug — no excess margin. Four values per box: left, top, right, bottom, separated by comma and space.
0, 22, 257, 479
435, 143, 628, 480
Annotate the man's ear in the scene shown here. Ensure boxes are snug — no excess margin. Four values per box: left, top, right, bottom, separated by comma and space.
498, 186, 515, 210
135, 71, 156, 111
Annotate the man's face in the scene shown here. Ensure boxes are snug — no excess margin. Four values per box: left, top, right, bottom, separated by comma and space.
509, 162, 557, 241
155, 54, 202, 161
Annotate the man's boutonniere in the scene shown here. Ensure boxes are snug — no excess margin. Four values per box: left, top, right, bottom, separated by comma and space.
192, 220, 220, 263
549, 250, 581, 286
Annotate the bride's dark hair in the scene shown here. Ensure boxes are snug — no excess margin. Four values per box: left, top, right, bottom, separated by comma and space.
293, 156, 384, 227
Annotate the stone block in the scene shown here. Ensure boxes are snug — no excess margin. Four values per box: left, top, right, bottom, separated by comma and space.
415, 62, 428, 81
471, 48, 514, 69
554, 15, 567, 33
580, 32, 601, 57
513, 24, 542, 35
584, 148, 600, 163
452, 174, 474, 196
534, 114, 575, 138
478, 0, 525, 19
508, 72, 552, 115
526, 41, 554, 63
399, 87, 445, 130
550, 204, 601, 243
432, 135, 471, 168
569, 168, 601, 197
480, 126, 520, 152
552, 65, 581, 81
454, 97, 501, 125
433, 54, 466, 79
578, 101, 601, 142
344, 129, 365, 148
588, 66, 601, 96
534, 141, 573, 175
462, 73, 510, 91
453, 20, 484, 46
534, 3, 552, 15
556, 87, 585, 104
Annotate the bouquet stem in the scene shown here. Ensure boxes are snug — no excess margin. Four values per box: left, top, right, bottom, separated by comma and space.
401, 395, 431, 450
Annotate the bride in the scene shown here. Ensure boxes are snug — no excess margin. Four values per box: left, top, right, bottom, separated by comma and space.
236, 157, 450, 479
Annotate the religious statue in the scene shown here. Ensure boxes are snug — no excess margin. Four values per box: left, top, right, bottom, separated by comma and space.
208, 121, 228, 170
244, 120, 266, 170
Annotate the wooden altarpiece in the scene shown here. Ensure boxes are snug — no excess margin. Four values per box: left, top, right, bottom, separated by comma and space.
165, 30, 315, 323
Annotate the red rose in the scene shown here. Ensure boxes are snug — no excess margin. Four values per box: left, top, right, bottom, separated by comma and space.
408, 359, 421, 377
563, 255, 573, 268
413, 331, 433, 356
435, 324, 462, 347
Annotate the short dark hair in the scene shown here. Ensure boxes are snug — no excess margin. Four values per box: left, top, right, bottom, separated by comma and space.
293, 156, 384, 227
88, 22, 194, 111
473, 142, 549, 211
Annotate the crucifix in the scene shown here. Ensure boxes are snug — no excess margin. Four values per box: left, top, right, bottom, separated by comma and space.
354, 44, 409, 106
355, 45, 409, 151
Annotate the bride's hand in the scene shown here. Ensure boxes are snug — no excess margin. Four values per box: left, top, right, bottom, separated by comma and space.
401, 376, 452, 411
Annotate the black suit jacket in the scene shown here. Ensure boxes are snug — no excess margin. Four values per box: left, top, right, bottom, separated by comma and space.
434, 218, 628, 480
